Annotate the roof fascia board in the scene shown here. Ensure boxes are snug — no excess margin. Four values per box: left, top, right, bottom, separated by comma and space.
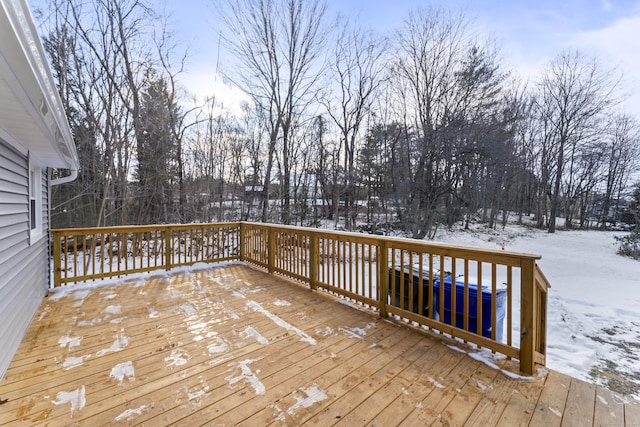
0, 0, 79, 170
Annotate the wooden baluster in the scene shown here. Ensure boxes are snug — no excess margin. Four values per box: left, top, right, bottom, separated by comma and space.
378, 240, 388, 318
165, 226, 172, 271
52, 231, 61, 287
309, 233, 318, 291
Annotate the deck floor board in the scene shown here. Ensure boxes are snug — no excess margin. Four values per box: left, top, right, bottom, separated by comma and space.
0, 264, 638, 426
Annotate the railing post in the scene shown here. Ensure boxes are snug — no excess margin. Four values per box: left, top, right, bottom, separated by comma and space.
52, 231, 61, 288
165, 226, 172, 271
520, 258, 536, 375
378, 239, 389, 318
238, 222, 244, 261
309, 232, 318, 291
267, 227, 275, 274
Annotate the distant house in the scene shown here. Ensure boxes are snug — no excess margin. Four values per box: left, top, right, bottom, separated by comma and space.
0, 0, 79, 378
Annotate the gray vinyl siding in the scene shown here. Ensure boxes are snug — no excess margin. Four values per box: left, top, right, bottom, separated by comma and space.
0, 140, 49, 380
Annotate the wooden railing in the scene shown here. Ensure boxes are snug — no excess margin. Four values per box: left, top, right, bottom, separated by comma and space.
50, 221, 549, 374
50, 223, 241, 286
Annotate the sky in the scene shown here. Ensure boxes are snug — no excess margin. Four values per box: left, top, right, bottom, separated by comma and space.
164, 0, 640, 118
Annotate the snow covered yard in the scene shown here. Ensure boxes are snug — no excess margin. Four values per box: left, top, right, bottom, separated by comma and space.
435, 223, 640, 399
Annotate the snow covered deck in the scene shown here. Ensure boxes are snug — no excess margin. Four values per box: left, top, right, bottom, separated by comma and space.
1, 264, 638, 426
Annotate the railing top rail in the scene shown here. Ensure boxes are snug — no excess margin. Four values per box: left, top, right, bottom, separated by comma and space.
49, 222, 242, 235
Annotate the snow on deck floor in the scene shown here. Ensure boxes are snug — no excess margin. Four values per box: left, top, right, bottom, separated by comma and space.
6, 263, 640, 425
3, 264, 397, 424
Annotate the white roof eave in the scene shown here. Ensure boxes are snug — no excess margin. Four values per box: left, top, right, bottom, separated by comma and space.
0, 0, 79, 170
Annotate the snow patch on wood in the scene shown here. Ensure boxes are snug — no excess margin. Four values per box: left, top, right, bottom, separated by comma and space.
273, 299, 291, 306
62, 355, 90, 370
315, 326, 335, 337
52, 385, 86, 415
96, 334, 128, 356
101, 290, 117, 300
180, 378, 210, 405
208, 337, 230, 354
189, 389, 206, 401
209, 354, 234, 366
224, 309, 239, 320
289, 384, 328, 413
339, 322, 376, 339
110, 361, 135, 385
468, 350, 536, 381
227, 358, 266, 395
247, 301, 316, 345
165, 349, 190, 368
72, 290, 91, 307
105, 305, 121, 315
428, 377, 446, 389
78, 317, 102, 327
58, 335, 82, 349
187, 322, 210, 339
339, 326, 365, 339
62, 356, 87, 370
179, 303, 196, 316
114, 404, 149, 422
241, 326, 268, 344
275, 384, 328, 421
549, 406, 562, 417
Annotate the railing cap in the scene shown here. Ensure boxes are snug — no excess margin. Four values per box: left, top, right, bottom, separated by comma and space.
49, 222, 241, 234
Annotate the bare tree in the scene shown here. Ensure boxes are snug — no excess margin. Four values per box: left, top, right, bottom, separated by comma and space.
449, 45, 509, 229
153, 22, 199, 222
322, 21, 387, 230
392, 7, 475, 238
536, 50, 618, 232
42, 0, 157, 225
600, 114, 640, 227
219, 0, 329, 224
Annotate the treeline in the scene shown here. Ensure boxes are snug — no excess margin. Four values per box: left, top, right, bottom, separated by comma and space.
39, 0, 640, 237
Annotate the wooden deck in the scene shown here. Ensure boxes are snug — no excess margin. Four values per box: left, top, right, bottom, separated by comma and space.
0, 264, 638, 426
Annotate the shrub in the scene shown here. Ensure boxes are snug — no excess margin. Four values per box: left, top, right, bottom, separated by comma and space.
616, 228, 640, 260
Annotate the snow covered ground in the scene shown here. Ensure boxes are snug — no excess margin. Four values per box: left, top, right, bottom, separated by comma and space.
433, 221, 640, 399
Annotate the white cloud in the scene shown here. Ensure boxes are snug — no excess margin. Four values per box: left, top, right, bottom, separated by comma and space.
572, 13, 640, 117
180, 66, 249, 116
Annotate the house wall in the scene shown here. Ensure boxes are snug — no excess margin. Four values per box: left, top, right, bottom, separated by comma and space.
0, 138, 49, 379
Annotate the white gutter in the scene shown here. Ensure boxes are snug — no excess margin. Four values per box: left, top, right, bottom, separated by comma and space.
50, 168, 78, 186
